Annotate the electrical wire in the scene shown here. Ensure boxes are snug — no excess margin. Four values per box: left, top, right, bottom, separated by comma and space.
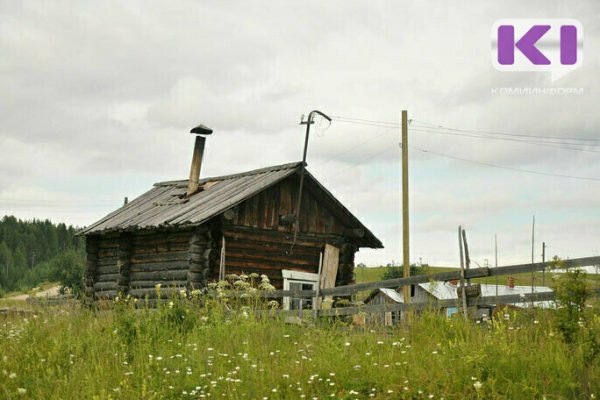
327, 115, 600, 181
409, 127, 600, 154
412, 119, 600, 143
410, 145, 600, 182
312, 126, 397, 168
331, 115, 600, 154
324, 142, 400, 180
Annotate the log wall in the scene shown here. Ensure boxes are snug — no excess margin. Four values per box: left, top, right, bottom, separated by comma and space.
85, 229, 211, 300
84, 235, 99, 300
216, 226, 355, 289
127, 229, 193, 298
188, 225, 212, 290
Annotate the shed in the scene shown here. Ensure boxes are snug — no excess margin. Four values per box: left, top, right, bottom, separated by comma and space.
80, 131, 382, 306
365, 281, 554, 322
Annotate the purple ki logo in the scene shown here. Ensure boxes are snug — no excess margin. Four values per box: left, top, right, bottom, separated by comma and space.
492, 19, 583, 81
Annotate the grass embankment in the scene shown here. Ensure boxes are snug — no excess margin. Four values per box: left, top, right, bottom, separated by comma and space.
1, 298, 599, 399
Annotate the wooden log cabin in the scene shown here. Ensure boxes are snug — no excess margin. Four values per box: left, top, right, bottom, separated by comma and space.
80, 128, 383, 308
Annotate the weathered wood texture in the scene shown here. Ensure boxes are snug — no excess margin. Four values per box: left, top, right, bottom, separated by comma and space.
233, 176, 347, 236
84, 235, 99, 298
188, 226, 212, 290
87, 229, 199, 299
116, 233, 133, 294
91, 234, 119, 298
216, 226, 355, 289
84, 173, 369, 300
128, 230, 193, 293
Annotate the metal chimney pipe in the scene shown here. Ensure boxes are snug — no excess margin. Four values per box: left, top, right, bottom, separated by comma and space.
187, 123, 212, 196
187, 135, 206, 195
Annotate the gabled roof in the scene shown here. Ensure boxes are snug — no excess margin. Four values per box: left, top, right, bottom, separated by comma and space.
419, 282, 553, 301
80, 162, 382, 248
369, 282, 554, 308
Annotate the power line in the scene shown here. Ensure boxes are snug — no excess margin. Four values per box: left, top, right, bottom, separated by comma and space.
412, 119, 600, 143
409, 127, 600, 154
324, 142, 400, 180
410, 145, 600, 182
331, 115, 399, 128
331, 115, 600, 155
332, 114, 600, 144
327, 115, 600, 181
312, 126, 397, 168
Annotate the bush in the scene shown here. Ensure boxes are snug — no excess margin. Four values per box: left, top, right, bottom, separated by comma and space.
49, 250, 85, 296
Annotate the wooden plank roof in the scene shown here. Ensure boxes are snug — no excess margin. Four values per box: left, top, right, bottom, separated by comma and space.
80, 161, 382, 248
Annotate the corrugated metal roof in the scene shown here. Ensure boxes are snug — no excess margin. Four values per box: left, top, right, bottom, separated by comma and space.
419, 282, 553, 301
79, 161, 383, 248
374, 283, 554, 308
379, 288, 404, 303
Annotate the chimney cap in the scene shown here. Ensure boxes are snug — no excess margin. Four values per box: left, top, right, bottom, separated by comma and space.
190, 124, 213, 135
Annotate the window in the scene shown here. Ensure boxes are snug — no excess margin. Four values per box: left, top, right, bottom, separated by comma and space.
282, 270, 319, 311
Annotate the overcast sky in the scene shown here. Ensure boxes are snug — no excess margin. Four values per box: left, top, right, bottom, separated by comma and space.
1, 1, 599, 267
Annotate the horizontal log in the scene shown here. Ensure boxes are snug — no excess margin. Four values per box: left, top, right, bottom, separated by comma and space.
223, 227, 345, 247
97, 240, 119, 250
129, 280, 189, 289
225, 250, 319, 266
96, 273, 121, 283
134, 242, 190, 255
130, 251, 189, 264
225, 256, 319, 271
98, 249, 118, 258
96, 265, 119, 275
130, 270, 189, 281
226, 240, 319, 257
95, 290, 118, 300
129, 260, 189, 273
97, 257, 118, 267
133, 234, 192, 245
190, 235, 210, 246
93, 282, 117, 291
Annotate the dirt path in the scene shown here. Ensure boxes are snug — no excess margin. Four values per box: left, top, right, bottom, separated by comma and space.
8, 285, 61, 301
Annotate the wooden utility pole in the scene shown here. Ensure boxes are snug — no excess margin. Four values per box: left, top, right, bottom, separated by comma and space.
531, 215, 535, 301
542, 242, 546, 286
402, 110, 410, 304
495, 234, 499, 298
462, 230, 471, 285
458, 226, 468, 320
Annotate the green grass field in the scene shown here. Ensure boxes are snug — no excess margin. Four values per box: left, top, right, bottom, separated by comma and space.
1, 293, 599, 399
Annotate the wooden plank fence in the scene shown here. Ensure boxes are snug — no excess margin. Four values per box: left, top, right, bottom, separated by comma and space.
248, 255, 600, 318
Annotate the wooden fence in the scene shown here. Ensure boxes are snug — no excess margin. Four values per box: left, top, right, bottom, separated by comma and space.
253, 256, 600, 318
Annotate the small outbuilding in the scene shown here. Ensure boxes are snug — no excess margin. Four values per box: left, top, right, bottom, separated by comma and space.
365, 281, 554, 324
80, 126, 382, 307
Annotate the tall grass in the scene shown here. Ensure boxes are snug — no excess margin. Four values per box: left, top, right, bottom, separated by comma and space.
1, 295, 599, 399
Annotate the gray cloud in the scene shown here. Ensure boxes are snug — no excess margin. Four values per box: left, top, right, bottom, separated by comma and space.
1, 0, 599, 266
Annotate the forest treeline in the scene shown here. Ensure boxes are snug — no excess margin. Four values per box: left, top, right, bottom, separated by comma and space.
0, 215, 85, 296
